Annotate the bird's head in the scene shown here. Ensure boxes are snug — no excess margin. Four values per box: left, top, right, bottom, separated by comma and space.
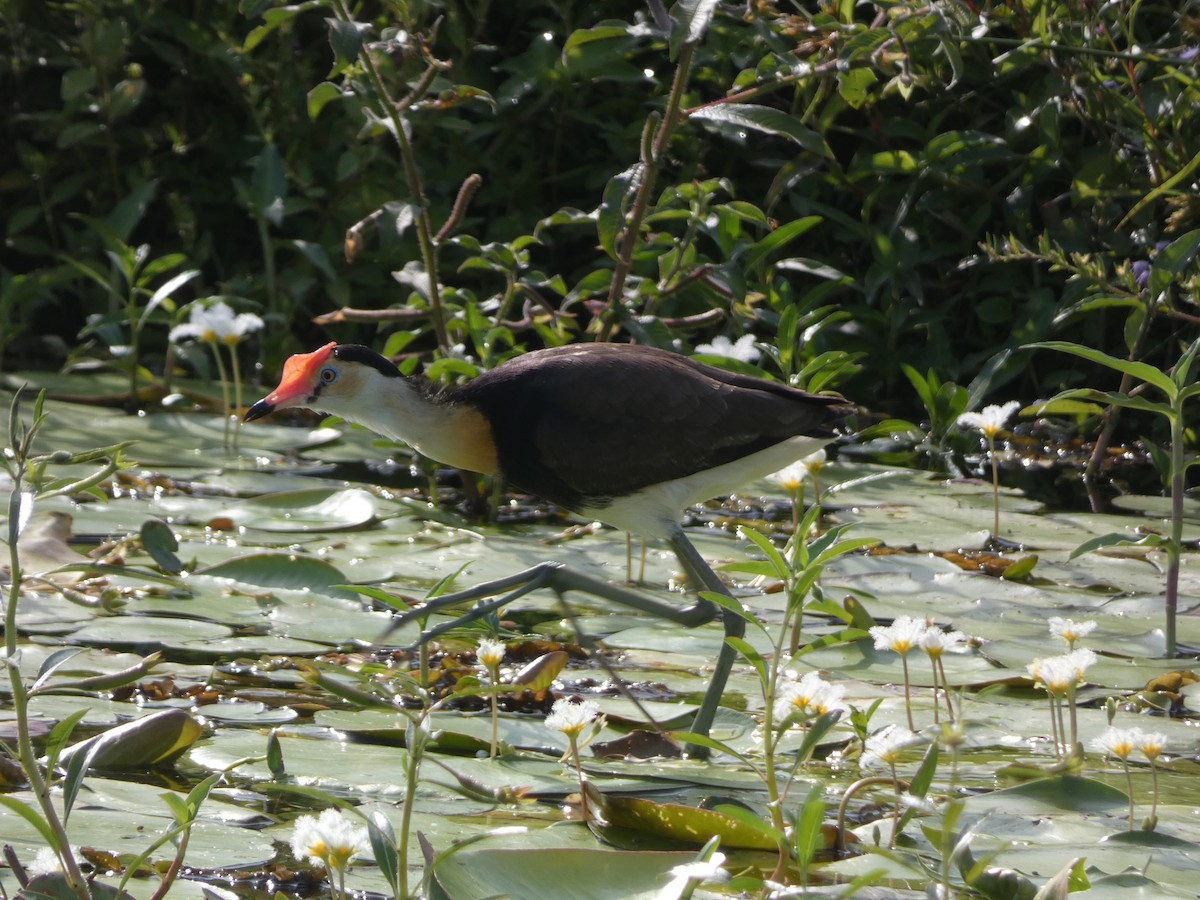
244, 342, 402, 423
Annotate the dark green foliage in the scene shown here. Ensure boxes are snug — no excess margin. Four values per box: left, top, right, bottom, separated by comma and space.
2, 0, 1198, 435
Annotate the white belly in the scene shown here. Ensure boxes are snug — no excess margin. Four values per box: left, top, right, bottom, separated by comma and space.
578, 435, 831, 539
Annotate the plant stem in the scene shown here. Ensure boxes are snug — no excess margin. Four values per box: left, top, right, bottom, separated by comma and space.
599, 42, 696, 341
1122, 760, 1134, 830
208, 339, 233, 452
927, 654, 940, 724
228, 341, 245, 453
1149, 760, 1159, 825
4, 437, 91, 900
569, 735, 592, 822
900, 654, 915, 731
333, 0, 449, 353
988, 435, 1000, 540
487, 664, 499, 759
398, 741, 419, 899
1047, 694, 1060, 755
1166, 412, 1183, 657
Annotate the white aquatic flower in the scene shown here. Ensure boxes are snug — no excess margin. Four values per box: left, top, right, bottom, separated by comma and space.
956, 401, 1021, 438
920, 627, 968, 659
801, 448, 826, 476
1094, 726, 1139, 760
860, 726, 921, 770
659, 852, 729, 898
1066, 647, 1098, 679
773, 671, 847, 722
1137, 730, 1167, 761
695, 334, 760, 363
290, 808, 369, 871
476, 638, 506, 669
544, 697, 601, 737
1048, 617, 1097, 645
869, 615, 931, 656
770, 460, 809, 492
170, 300, 264, 346
27, 845, 77, 876
772, 449, 828, 492
1027, 648, 1096, 696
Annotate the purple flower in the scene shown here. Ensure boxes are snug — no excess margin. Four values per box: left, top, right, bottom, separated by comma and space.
1132, 259, 1151, 287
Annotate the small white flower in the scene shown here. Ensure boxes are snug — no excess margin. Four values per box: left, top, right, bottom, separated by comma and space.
660, 852, 729, 897
695, 334, 760, 363
771, 449, 827, 492
1027, 648, 1096, 696
771, 460, 808, 492
773, 671, 847, 722
1094, 726, 1139, 760
170, 300, 264, 346
545, 697, 601, 737
1066, 647, 1098, 679
1048, 617, 1097, 645
290, 808, 369, 871
920, 628, 968, 659
860, 726, 921, 770
27, 846, 77, 877
956, 401, 1021, 438
869, 615, 931, 656
476, 638, 506, 669
1138, 730, 1167, 762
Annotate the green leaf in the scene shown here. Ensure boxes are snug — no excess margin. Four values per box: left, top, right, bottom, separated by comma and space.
326, 17, 370, 77
243, 1, 324, 52
434, 847, 701, 899
198, 552, 357, 599
999, 554, 1038, 580
738, 525, 790, 578
1069, 531, 1159, 560
307, 81, 343, 120
743, 216, 823, 276
669, 0, 718, 58
0, 794, 59, 847
1026, 341, 1177, 400
838, 67, 877, 108
794, 782, 827, 870
597, 163, 642, 261
1037, 387, 1172, 419
58, 708, 203, 773
248, 142, 287, 226
369, 810, 402, 892
667, 729, 754, 766
599, 792, 780, 849
725, 636, 767, 682
140, 518, 183, 575
690, 104, 830, 157
138, 269, 198, 331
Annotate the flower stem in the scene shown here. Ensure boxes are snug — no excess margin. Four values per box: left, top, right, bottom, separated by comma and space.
228, 341, 245, 453
900, 654, 915, 731
1122, 760, 1134, 830
988, 434, 1000, 540
208, 339, 233, 452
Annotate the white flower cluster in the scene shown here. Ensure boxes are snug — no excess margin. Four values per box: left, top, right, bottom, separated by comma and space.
773, 670, 847, 723
869, 615, 968, 658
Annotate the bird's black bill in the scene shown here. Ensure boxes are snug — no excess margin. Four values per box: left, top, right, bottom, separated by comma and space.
243, 399, 275, 423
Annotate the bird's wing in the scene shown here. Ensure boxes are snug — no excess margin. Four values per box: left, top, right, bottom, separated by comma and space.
456, 345, 844, 507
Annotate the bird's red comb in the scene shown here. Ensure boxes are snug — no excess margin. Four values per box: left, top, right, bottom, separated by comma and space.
266, 341, 337, 405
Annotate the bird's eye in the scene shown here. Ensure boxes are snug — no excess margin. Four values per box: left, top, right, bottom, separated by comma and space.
319, 366, 338, 384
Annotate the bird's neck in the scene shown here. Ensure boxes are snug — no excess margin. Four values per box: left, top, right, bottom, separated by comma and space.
342, 376, 498, 476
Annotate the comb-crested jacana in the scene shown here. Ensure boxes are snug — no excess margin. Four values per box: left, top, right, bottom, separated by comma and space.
245, 342, 852, 744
